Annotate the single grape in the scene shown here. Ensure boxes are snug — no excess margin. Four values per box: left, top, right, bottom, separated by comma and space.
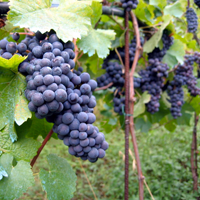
79, 123, 88, 132
55, 89, 67, 102
57, 123, 70, 136
6, 42, 17, 53
37, 104, 49, 116
62, 112, 74, 125
43, 74, 54, 85
31, 92, 44, 106
79, 132, 87, 140
42, 42, 53, 53
17, 43, 27, 53
88, 148, 99, 159
32, 46, 43, 58
43, 90, 55, 102
70, 130, 79, 139
47, 100, 59, 112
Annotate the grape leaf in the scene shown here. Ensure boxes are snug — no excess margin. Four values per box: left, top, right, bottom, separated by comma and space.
164, 1, 184, 18
8, 0, 93, 42
0, 55, 31, 142
134, 91, 151, 117
162, 39, 185, 68
143, 15, 172, 53
135, 0, 155, 24
0, 21, 18, 40
0, 123, 41, 161
39, 154, 77, 200
90, 1, 102, 27
26, 114, 54, 139
0, 154, 34, 200
149, 0, 167, 10
77, 28, 116, 58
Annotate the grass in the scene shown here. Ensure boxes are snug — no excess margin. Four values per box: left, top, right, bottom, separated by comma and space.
18, 120, 200, 200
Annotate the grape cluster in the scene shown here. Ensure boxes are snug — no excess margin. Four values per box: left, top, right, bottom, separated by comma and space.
175, 58, 200, 97
167, 83, 184, 119
46, 73, 109, 162
121, 0, 139, 11
97, 62, 124, 88
148, 32, 174, 61
186, 7, 198, 33
0, 32, 108, 163
139, 59, 169, 113
167, 54, 200, 118
113, 89, 125, 115
194, 0, 200, 8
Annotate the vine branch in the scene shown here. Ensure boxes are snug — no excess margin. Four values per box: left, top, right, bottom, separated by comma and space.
95, 82, 113, 91
129, 11, 144, 200
124, 10, 130, 200
30, 129, 53, 167
191, 113, 199, 198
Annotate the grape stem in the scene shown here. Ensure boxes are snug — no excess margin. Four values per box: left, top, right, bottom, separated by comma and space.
108, 15, 125, 30
115, 48, 125, 68
188, 0, 190, 7
10, 32, 34, 36
95, 82, 113, 91
30, 129, 53, 167
129, 11, 144, 200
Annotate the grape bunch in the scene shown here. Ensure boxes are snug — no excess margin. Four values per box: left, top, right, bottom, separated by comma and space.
139, 59, 169, 113
46, 71, 109, 163
148, 32, 174, 61
113, 89, 125, 115
186, 7, 198, 33
194, 0, 200, 8
97, 62, 124, 88
167, 54, 200, 118
167, 83, 184, 119
121, 0, 139, 11
175, 57, 200, 97
0, 31, 109, 163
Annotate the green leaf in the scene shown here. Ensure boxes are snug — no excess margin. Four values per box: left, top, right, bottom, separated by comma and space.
0, 56, 31, 142
0, 154, 34, 200
77, 28, 116, 58
143, 15, 172, 53
164, 1, 184, 18
162, 39, 185, 68
26, 114, 53, 139
0, 22, 18, 40
0, 123, 41, 161
149, 0, 167, 10
164, 118, 177, 132
0, 54, 26, 72
8, 0, 93, 42
135, 0, 155, 24
190, 96, 200, 115
134, 91, 151, 117
86, 53, 104, 75
90, 1, 102, 27
0, 165, 8, 180
135, 117, 152, 133
39, 154, 77, 200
